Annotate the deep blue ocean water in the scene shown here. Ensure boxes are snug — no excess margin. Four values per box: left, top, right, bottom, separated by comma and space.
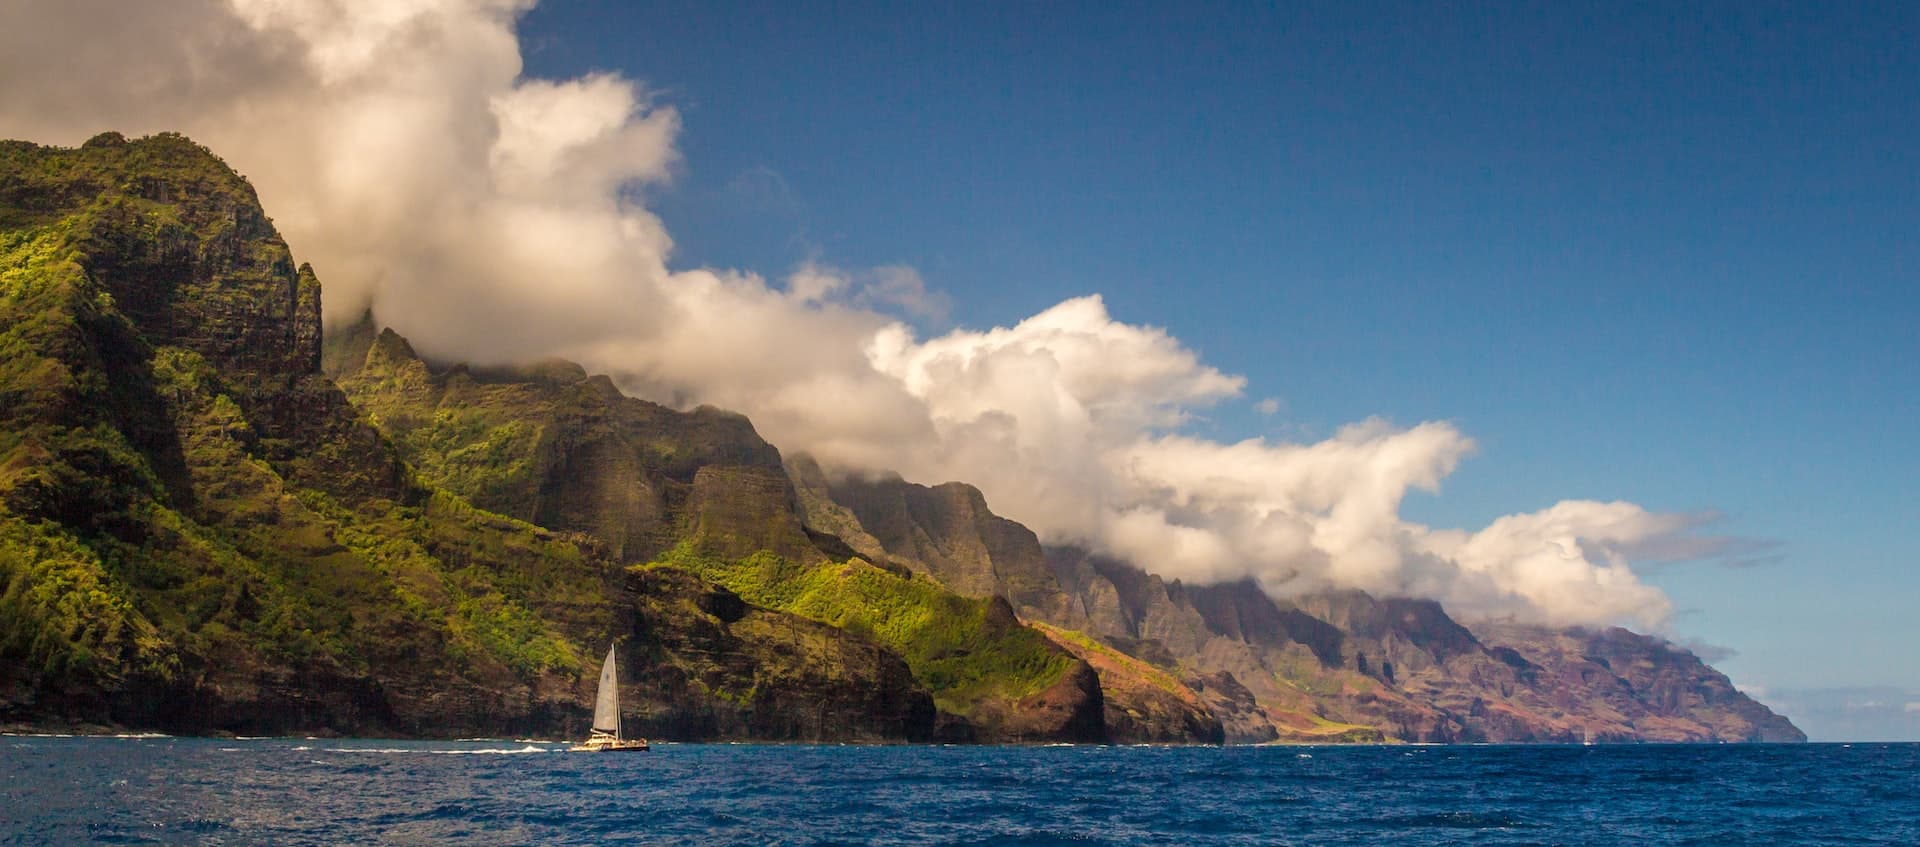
2, 737, 1915, 846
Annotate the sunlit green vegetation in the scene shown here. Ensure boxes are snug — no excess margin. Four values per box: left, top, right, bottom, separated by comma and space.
647, 542, 1074, 716
0, 134, 607, 722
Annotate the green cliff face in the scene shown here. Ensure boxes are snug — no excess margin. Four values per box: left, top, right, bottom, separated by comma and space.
0, 132, 585, 733
645, 543, 1100, 742
0, 134, 933, 741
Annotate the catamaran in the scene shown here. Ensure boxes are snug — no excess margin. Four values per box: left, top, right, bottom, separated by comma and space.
571, 644, 649, 752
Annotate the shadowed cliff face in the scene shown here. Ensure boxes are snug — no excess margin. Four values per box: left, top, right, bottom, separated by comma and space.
0, 135, 934, 743
795, 462, 1087, 627
329, 318, 818, 566
623, 567, 937, 742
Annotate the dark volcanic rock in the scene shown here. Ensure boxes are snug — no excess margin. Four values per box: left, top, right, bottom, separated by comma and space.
1184, 671, 1277, 743
998, 658, 1107, 743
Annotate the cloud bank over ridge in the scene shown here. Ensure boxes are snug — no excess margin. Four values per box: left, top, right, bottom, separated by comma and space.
1, 0, 1730, 629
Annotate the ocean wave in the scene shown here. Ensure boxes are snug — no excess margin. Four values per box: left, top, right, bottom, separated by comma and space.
435, 745, 557, 755
0, 732, 170, 739
318, 745, 558, 756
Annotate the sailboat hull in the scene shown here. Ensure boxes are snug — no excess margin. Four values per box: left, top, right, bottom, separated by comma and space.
568, 738, 649, 753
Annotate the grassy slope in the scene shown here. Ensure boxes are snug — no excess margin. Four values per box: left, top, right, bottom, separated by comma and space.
647, 543, 1076, 724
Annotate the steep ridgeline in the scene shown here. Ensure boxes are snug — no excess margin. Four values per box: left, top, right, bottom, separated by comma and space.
0, 134, 932, 741
810, 471, 1805, 744
326, 318, 1105, 742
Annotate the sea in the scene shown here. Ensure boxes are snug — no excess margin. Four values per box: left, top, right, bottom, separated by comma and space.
2, 737, 1915, 846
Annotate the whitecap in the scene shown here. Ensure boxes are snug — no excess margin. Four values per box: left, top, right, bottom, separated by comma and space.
432, 745, 555, 755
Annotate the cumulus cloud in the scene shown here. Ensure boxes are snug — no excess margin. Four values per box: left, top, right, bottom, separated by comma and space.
0, 0, 1737, 630
0, 0, 680, 365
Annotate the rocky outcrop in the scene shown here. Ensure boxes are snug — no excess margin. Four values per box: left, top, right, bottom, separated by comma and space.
1184, 671, 1276, 743
808, 468, 1087, 627
1030, 623, 1224, 744
932, 644, 1104, 744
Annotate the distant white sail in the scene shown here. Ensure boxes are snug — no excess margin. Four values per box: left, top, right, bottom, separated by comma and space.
592, 644, 620, 737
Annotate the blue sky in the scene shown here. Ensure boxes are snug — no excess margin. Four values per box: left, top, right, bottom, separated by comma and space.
510, 1, 1920, 738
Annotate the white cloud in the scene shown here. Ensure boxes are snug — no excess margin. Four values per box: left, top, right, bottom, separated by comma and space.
1905, 702, 1920, 714
0, 0, 1729, 629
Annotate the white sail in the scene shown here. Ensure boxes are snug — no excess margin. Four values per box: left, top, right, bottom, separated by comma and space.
592, 644, 620, 737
